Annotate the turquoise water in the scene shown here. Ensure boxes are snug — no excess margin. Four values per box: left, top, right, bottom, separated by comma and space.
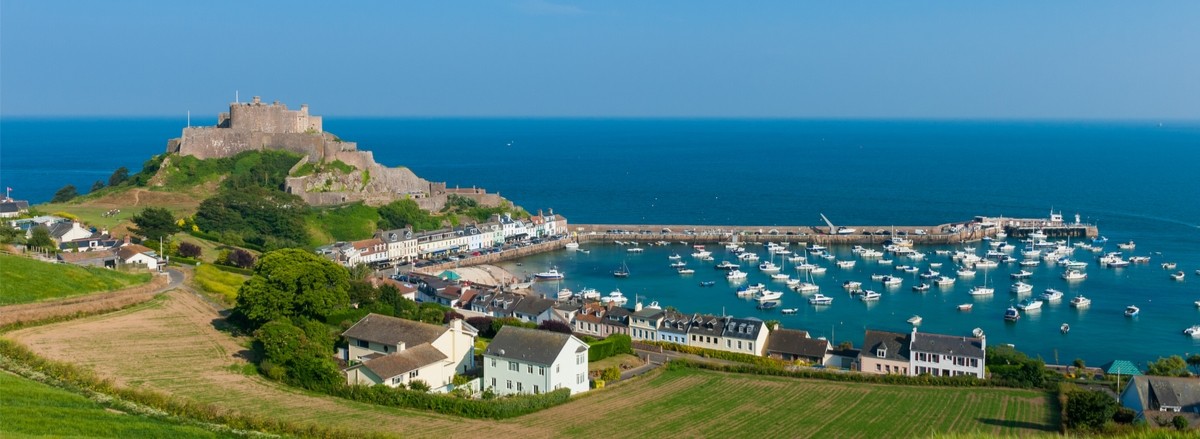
2, 118, 1198, 366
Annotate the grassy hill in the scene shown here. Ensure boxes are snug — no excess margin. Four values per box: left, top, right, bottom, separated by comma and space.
0, 254, 152, 305
0, 372, 235, 438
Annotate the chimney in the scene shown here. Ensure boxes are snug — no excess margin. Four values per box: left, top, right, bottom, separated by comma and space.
634, 302, 643, 312
397, 342, 406, 352
123, 235, 131, 245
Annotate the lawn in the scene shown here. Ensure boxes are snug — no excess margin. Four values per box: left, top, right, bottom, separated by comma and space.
9, 290, 1061, 439
304, 202, 381, 247
588, 353, 643, 373
192, 264, 247, 305
0, 372, 234, 438
0, 254, 152, 305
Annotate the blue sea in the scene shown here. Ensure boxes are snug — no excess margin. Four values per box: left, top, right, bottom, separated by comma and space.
3, 117, 1199, 366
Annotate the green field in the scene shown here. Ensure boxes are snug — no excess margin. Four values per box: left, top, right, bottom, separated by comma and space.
0, 254, 152, 305
192, 264, 247, 305
0, 372, 234, 438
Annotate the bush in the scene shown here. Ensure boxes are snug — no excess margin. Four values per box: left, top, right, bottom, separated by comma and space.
666, 359, 991, 388
588, 334, 633, 362
1064, 389, 1118, 431
601, 366, 620, 382
1113, 406, 1137, 424
330, 384, 571, 419
537, 320, 572, 334
177, 242, 202, 258
408, 380, 431, 392
647, 341, 782, 369
1173, 415, 1188, 430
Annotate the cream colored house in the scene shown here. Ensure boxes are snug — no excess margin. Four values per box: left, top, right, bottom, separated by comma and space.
859, 330, 911, 375
342, 313, 477, 392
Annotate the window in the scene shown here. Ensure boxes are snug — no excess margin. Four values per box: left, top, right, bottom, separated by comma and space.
577, 353, 584, 365
509, 361, 519, 371
876, 364, 881, 371
517, 382, 523, 392
970, 358, 978, 368
577, 373, 584, 384
556, 364, 560, 373
409, 370, 419, 378
528, 365, 534, 374
491, 378, 496, 388
737, 341, 743, 349
491, 358, 496, 367
876, 348, 886, 358
392, 377, 402, 385
726, 340, 731, 348
356, 339, 369, 348
534, 385, 540, 394
539, 367, 545, 376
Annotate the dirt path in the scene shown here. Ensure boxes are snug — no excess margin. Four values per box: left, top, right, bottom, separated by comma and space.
0, 271, 172, 327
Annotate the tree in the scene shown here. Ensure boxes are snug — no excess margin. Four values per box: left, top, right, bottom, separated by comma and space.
1073, 358, 1087, 376
90, 180, 106, 193
226, 249, 256, 269
348, 264, 372, 281
408, 380, 431, 392
130, 207, 177, 243
1064, 389, 1118, 431
177, 242, 202, 258
538, 320, 573, 334
1148, 355, 1190, 377
51, 185, 78, 203
1173, 415, 1189, 430
443, 310, 464, 324
0, 226, 24, 245
235, 249, 350, 328
1187, 354, 1200, 375
26, 226, 54, 250
108, 166, 130, 187
347, 280, 379, 305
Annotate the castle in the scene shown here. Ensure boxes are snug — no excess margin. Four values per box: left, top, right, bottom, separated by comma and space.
167, 97, 505, 210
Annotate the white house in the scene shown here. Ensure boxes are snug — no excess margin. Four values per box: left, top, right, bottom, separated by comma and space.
342, 313, 477, 393
908, 328, 986, 378
378, 228, 418, 262
483, 326, 589, 396
117, 244, 160, 271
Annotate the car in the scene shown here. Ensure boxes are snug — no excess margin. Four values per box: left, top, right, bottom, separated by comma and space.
472, 251, 482, 256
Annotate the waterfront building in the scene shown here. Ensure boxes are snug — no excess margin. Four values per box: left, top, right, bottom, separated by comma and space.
687, 314, 727, 351
0, 197, 30, 218
909, 328, 986, 378
484, 326, 590, 396
766, 328, 831, 365
860, 330, 911, 376
342, 314, 477, 393
720, 317, 768, 356
628, 305, 666, 342
658, 310, 690, 344
378, 228, 418, 262
416, 228, 468, 260
1120, 375, 1200, 425
571, 302, 609, 337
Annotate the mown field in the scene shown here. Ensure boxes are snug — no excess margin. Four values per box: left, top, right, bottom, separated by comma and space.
0, 371, 235, 438
0, 254, 152, 305
192, 264, 247, 305
7, 290, 1060, 438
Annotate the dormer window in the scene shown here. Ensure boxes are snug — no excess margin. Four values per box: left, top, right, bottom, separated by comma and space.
876, 347, 887, 358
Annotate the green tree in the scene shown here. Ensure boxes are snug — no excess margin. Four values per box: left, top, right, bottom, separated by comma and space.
51, 185, 78, 203
1147, 355, 1190, 377
347, 280, 379, 305
378, 199, 443, 232
1064, 389, 1118, 431
348, 263, 372, 281
130, 207, 177, 243
26, 226, 55, 250
1173, 415, 1189, 430
1073, 358, 1087, 375
0, 226, 24, 245
194, 186, 309, 249
235, 249, 350, 328
90, 180, 106, 193
108, 166, 130, 187
1187, 354, 1200, 375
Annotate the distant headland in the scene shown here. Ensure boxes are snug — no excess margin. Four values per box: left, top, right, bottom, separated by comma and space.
167, 96, 505, 210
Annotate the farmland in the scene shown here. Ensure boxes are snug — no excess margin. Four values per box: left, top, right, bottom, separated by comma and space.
6, 290, 1059, 438
0, 254, 151, 305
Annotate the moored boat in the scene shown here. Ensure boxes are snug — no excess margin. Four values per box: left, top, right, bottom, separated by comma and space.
843, 280, 863, 291
1124, 305, 1139, 317
860, 290, 881, 301
1011, 281, 1033, 294
781, 308, 799, 315
1004, 306, 1021, 321
907, 315, 923, 325
912, 283, 930, 292
957, 303, 973, 311
677, 268, 695, 274
534, 267, 565, 280
1062, 270, 1087, 281
1184, 325, 1200, 338
808, 293, 833, 305
1061, 323, 1070, 334
1171, 271, 1185, 281
1118, 240, 1136, 250
1017, 298, 1043, 311
726, 269, 748, 280
756, 301, 779, 310
1041, 288, 1064, 301
756, 290, 784, 302
1070, 295, 1091, 308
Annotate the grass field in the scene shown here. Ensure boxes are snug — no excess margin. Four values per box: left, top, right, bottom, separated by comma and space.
7, 291, 1060, 438
304, 202, 381, 247
0, 372, 234, 438
37, 187, 210, 236
192, 264, 247, 305
0, 254, 152, 305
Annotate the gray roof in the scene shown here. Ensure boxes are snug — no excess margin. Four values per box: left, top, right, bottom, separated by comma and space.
1148, 377, 1200, 410
485, 326, 581, 366
910, 331, 984, 358
47, 222, 77, 239
767, 329, 829, 359
361, 344, 448, 379
722, 317, 765, 340
862, 330, 910, 362
342, 313, 445, 347
0, 200, 29, 213
513, 296, 556, 316
659, 310, 690, 334
687, 314, 725, 337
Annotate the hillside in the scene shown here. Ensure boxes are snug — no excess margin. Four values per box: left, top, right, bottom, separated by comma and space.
0, 254, 152, 305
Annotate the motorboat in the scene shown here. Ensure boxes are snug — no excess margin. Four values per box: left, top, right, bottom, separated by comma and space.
808, 294, 833, 305
836, 260, 856, 268
972, 328, 985, 338
879, 259, 894, 265
881, 276, 902, 287
1017, 298, 1043, 311
1117, 241, 1136, 250
1171, 271, 1185, 281
1069, 295, 1091, 308
726, 269, 748, 280
860, 290, 881, 301
677, 268, 695, 275
668, 253, 682, 260
1062, 270, 1087, 281
1184, 325, 1200, 338
1041, 289, 1064, 301
756, 290, 784, 302
781, 308, 799, 315
600, 290, 628, 306
756, 301, 779, 310
1010, 270, 1033, 279
1061, 323, 1070, 334
843, 280, 863, 291
555, 288, 573, 300
1124, 305, 1140, 317
669, 261, 687, 268
1004, 306, 1021, 321
902, 266, 919, 274
929, 262, 943, 268
974, 259, 999, 269
627, 247, 644, 253
956, 267, 977, 277
1011, 282, 1033, 294
534, 267, 565, 280
919, 268, 940, 279
1019, 259, 1040, 267
957, 303, 973, 311
759, 261, 781, 273
907, 315, 923, 325
699, 280, 716, 287
912, 283, 930, 292
578, 288, 600, 300
578, 249, 590, 254
715, 260, 740, 270
1064, 260, 1088, 269
935, 275, 956, 286
692, 250, 712, 258
870, 273, 886, 281
809, 244, 827, 251
794, 281, 820, 293
565, 242, 579, 250
810, 266, 827, 274
785, 278, 801, 288
894, 264, 912, 272
1128, 256, 1150, 263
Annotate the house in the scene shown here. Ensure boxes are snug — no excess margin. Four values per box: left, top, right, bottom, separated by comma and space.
687, 314, 726, 351
58, 234, 120, 253
909, 328, 985, 378
0, 198, 30, 218
57, 248, 119, 268
766, 328, 831, 365
599, 305, 631, 337
33, 221, 93, 244
859, 330, 910, 375
512, 296, 556, 324
1121, 376, 1200, 426
349, 238, 388, 266
117, 244, 161, 271
657, 310, 690, 344
367, 276, 419, 301
628, 305, 666, 342
483, 326, 589, 396
571, 302, 608, 338
720, 316, 768, 356
342, 313, 477, 393
377, 228, 417, 262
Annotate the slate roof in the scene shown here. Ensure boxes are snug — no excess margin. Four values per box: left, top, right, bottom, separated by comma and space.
513, 296, 556, 316
485, 326, 579, 366
361, 344, 448, 379
767, 329, 830, 359
0, 200, 29, 213
342, 313, 446, 347
47, 222, 78, 239
862, 330, 910, 362
723, 317, 765, 340
687, 314, 725, 337
1126, 376, 1200, 414
659, 310, 690, 334
57, 249, 118, 264
910, 331, 985, 358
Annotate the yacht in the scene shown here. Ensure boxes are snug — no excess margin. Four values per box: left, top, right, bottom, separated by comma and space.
1070, 295, 1091, 308
796, 263, 818, 271
756, 290, 784, 302
881, 276, 903, 287
534, 267, 565, 280
555, 288, 574, 300
578, 288, 601, 300
770, 272, 791, 281
810, 266, 827, 274
669, 261, 687, 268
785, 278, 801, 288
860, 290, 881, 301
843, 280, 863, 291
1062, 270, 1087, 281
809, 244, 827, 251
759, 261, 781, 273
836, 260, 856, 268
715, 260, 740, 270
902, 266, 920, 274
1129, 256, 1150, 263
1041, 288, 1064, 301
929, 262, 943, 268
627, 247, 644, 253
677, 268, 695, 275
974, 259, 999, 269
907, 315, 923, 325
668, 253, 682, 260
879, 259, 894, 265
692, 250, 712, 258
1118, 241, 1136, 250
781, 308, 799, 315
1017, 298, 1043, 311
1004, 306, 1021, 321
912, 283, 931, 292
1184, 325, 1200, 338
935, 275, 956, 286
726, 269, 748, 280
1010, 270, 1033, 279
600, 290, 627, 306
956, 267, 977, 277
969, 285, 994, 296
612, 262, 630, 278
1124, 305, 1140, 317
870, 273, 886, 281
808, 294, 833, 305
1171, 271, 1186, 281
1019, 259, 1040, 267
1011, 282, 1033, 294
1064, 260, 1088, 269
919, 268, 940, 279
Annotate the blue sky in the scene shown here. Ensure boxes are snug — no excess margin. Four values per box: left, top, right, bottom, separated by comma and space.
2, 1, 1198, 118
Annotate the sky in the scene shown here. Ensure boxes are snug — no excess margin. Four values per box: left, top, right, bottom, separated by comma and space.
2, 1, 1198, 119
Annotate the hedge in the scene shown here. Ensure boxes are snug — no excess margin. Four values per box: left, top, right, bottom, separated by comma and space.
646, 341, 786, 369
588, 334, 632, 362
667, 358, 1006, 388
329, 384, 571, 419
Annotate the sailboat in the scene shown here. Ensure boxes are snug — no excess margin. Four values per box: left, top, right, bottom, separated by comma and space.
969, 268, 993, 296
612, 261, 630, 278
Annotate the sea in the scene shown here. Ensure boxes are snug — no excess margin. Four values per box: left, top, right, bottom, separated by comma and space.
2, 117, 1199, 367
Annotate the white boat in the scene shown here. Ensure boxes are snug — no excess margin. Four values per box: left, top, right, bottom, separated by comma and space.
555, 288, 573, 300
1041, 288, 1064, 301
781, 308, 799, 315
1019, 259, 1040, 267
956, 267, 977, 277
957, 303, 973, 311
860, 290, 881, 301
1029, 229, 1047, 240
612, 261, 630, 278
771, 273, 791, 281
692, 250, 712, 258
808, 294, 833, 305
534, 267, 565, 280
843, 280, 863, 291
918, 268, 940, 279
669, 261, 687, 268
1170, 271, 1185, 281
809, 244, 827, 251
969, 285, 994, 296
785, 278, 800, 288
1129, 256, 1150, 263
716, 260, 740, 270
912, 283, 930, 292
929, 262, 943, 268
1184, 325, 1200, 338
600, 290, 628, 306
810, 266, 827, 274
881, 276, 902, 287
907, 315, 923, 325
726, 269, 748, 280
1124, 305, 1139, 317
1117, 241, 1136, 250
836, 260, 856, 268
1062, 270, 1087, 281
1070, 295, 1091, 308
578, 288, 600, 300
668, 253, 682, 260
878, 259, 894, 265
759, 261, 781, 273
578, 249, 590, 254
795, 263, 818, 272
677, 268, 695, 275
902, 266, 919, 274
1061, 323, 1070, 334
756, 290, 784, 302
822, 254, 837, 261
935, 275, 956, 286
565, 242, 580, 250
1064, 260, 1088, 269
974, 259, 999, 269
1010, 282, 1033, 294
1017, 298, 1043, 311
1004, 306, 1021, 321
1010, 270, 1033, 279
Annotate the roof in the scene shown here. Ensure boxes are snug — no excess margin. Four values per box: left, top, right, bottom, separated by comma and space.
659, 310, 690, 334
910, 331, 984, 358
0, 200, 29, 213
1126, 376, 1200, 413
437, 270, 461, 281
687, 314, 725, 337
513, 296, 555, 316
342, 313, 446, 347
1104, 360, 1143, 376
631, 307, 666, 320
47, 222, 78, 239
767, 329, 829, 358
117, 244, 155, 260
723, 317, 765, 340
57, 250, 118, 264
862, 330, 910, 362
485, 326, 581, 366
360, 344, 448, 379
